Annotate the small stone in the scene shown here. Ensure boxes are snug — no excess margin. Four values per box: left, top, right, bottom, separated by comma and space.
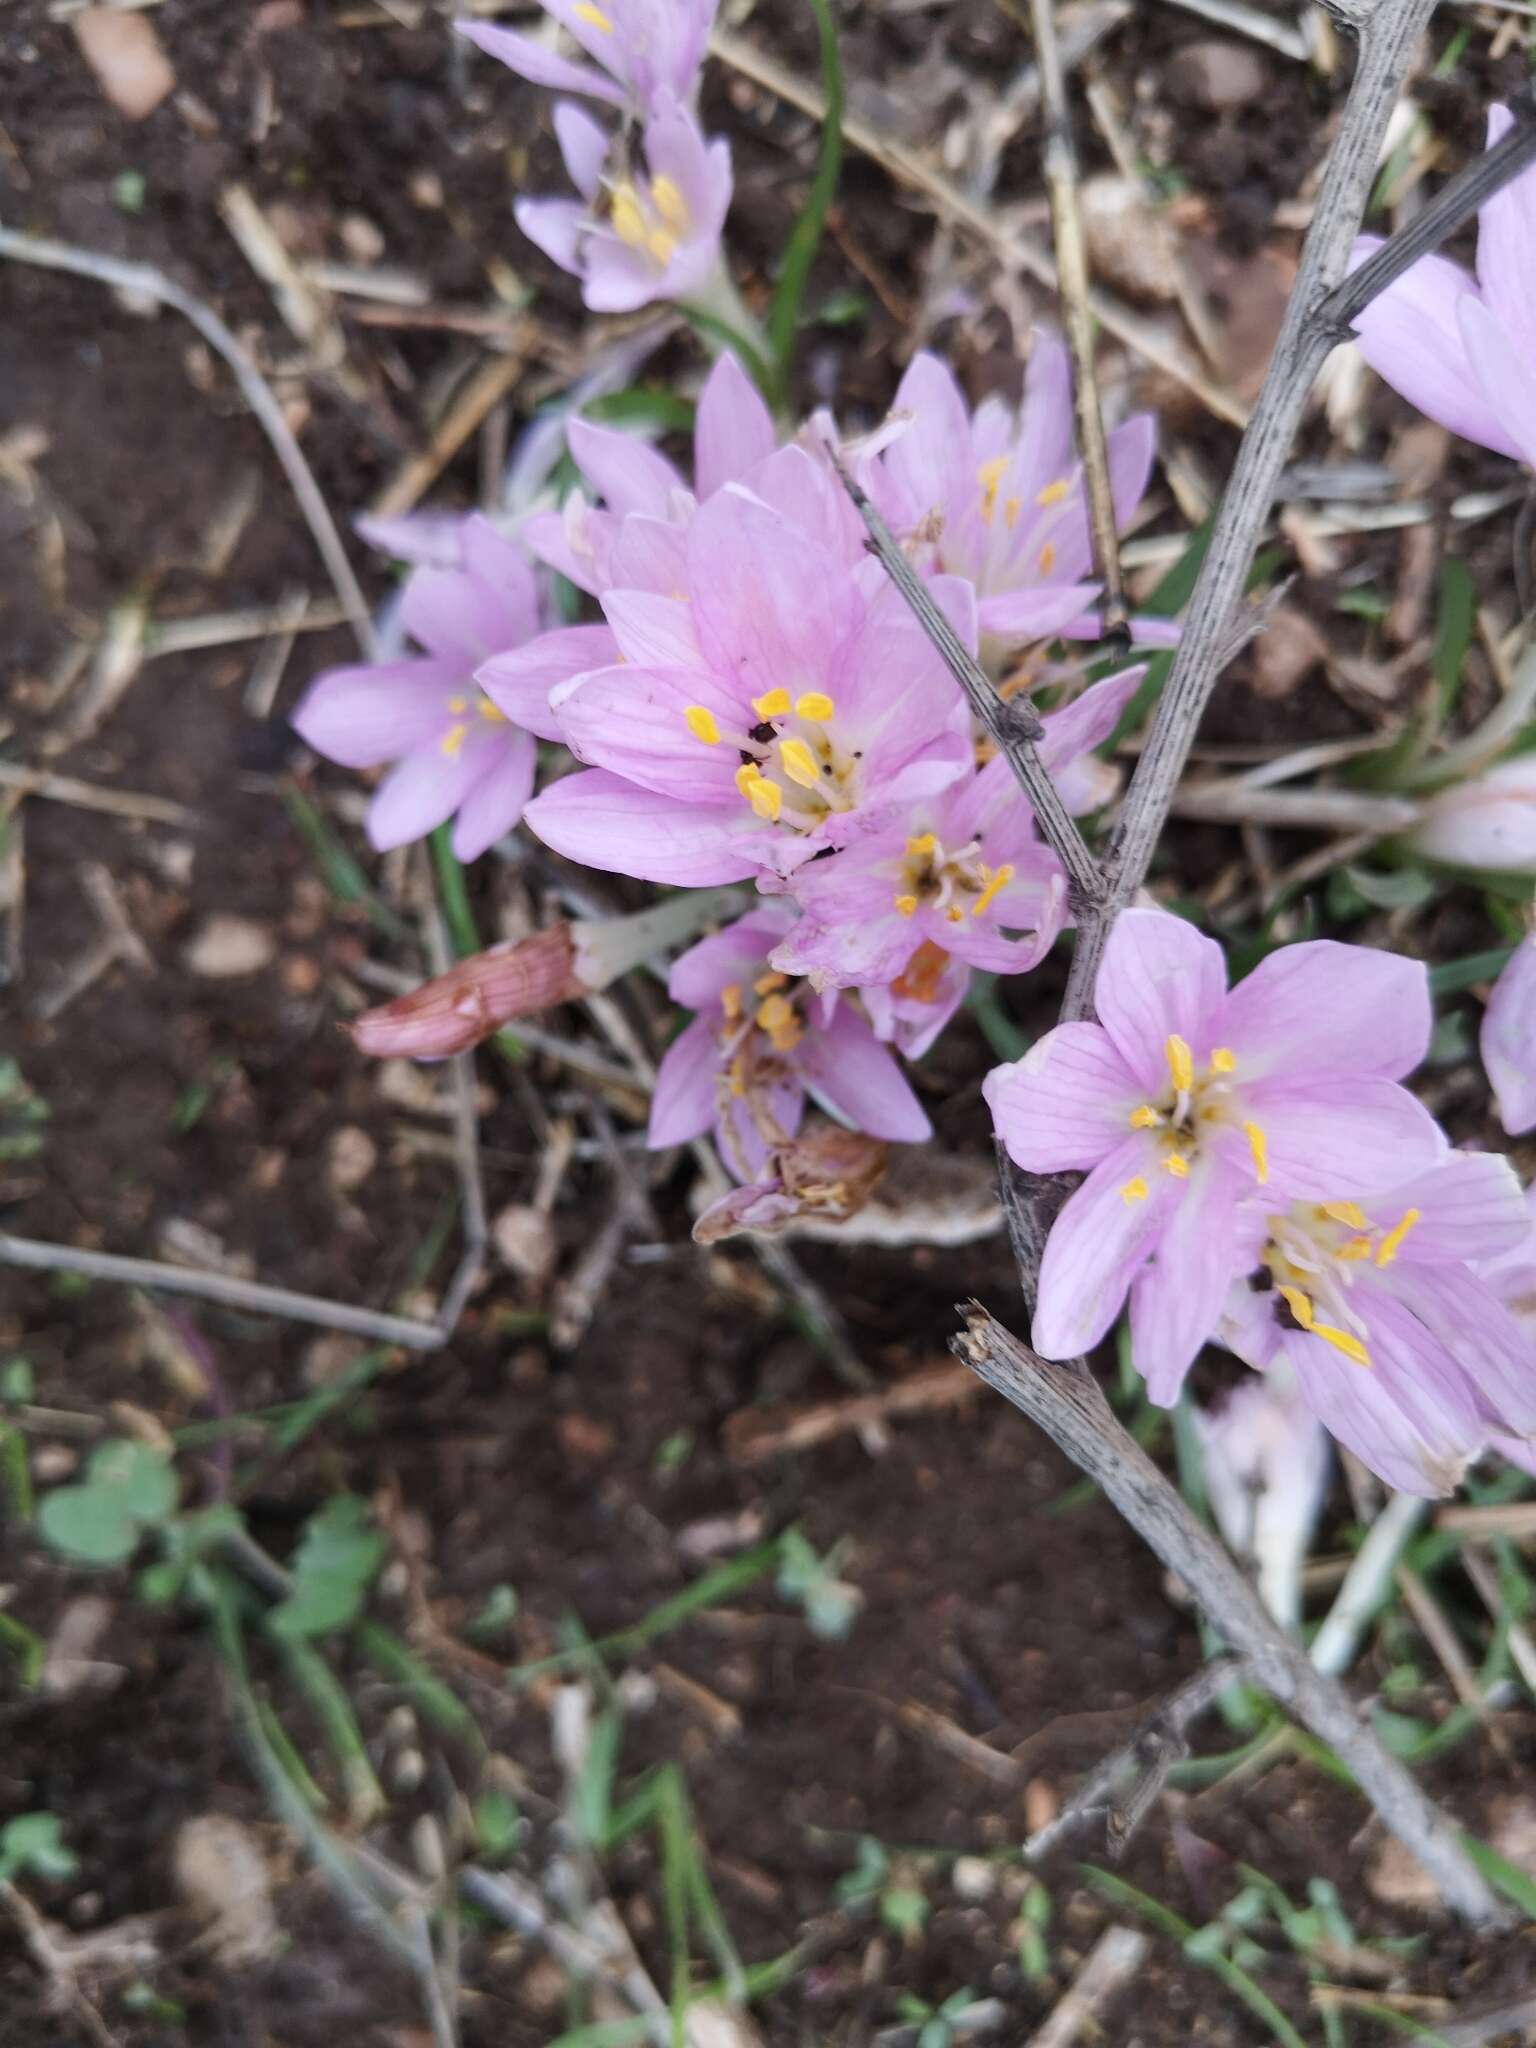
326, 1124, 377, 1195
173, 1816, 279, 1963
34, 1444, 79, 1483
1080, 176, 1181, 306
491, 1203, 558, 1289
1167, 38, 1269, 111
302, 1334, 364, 1388
338, 213, 386, 264
280, 953, 321, 996
1248, 605, 1328, 703
1365, 1834, 1439, 1910
182, 914, 275, 980
72, 6, 176, 121
952, 1856, 996, 1901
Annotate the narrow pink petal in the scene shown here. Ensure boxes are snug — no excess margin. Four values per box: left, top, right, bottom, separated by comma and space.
293, 658, 462, 769
1245, 1074, 1445, 1199
515, 196, 589, 274
1130, 1146, 1247, 1406
648, 1016, 721, 1147
669, 904, 794, 1009
1457, 296, 1536, 471
694, 351, 777, 501
879, 351, 974, 531
367, 744, 485, 851
1032, 1134, 1178, 1359
1390, 1264, 1536, 1437
1364, 1150, 1531, 1263
455, 20, 624, 104
605, 513, 690, 594
1350, 236, 1521, 458
1220, 940, 1431, 1081
552, 663, 742, 800
602, 590, 703, 669
568, 417, 683, 518
977, 584, 1103, 643
554, 101, 611, 202
1484, 938, 1536, 1135
477, 623, 617, 741
687, 488, 862, 701
796, 1004, 932, 1142
1476, 106, 1536, 353
983, 1021, 1143, 1172
1037, 666, 1146, 776
1093, 908, 1227, 1096
524, 770, 760, 884
450, 731, 537, 861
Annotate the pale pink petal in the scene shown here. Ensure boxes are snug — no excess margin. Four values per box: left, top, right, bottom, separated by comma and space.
568, 417, 683, 517
1458, 295, 1536, 471
1484, 938, 1536, 1135
1390, 1264, 1536, 1437
983, 1021, 1144, 1172
456, 19, 625, 104
1476, 106, 1536, 353
293, 658, 461, 769
687, 488, 862, 701
450, 731, 537, 860
602, 590, 703, 669
1037, 414, 1158, 587
553, 100, 611, 201
977, 584, 1104, 643
367, 744, 485, 851
669, 904, 794, 1009
1130, 1145, 1247, 1405
1032, 1134, 1179, 1359
605, 514, 690, 594
524, 769, 759, 884
1365, 1150, 1532, 1264
458, 517, 542, 641
478, 623, 617, 741
1094, 908, 1228, 1096
515, 195, 589, 274
1350, 236, 1521, 458
795, 1004, 932, 1142
1245, 1074, 1445, 1199
552, 663, 742, 800
879, 351, 974, 531
1036, 666, 1146, 776
649, 1016, 720, 1147
1220, 940, 1431, 1081
695, 351, 777, 500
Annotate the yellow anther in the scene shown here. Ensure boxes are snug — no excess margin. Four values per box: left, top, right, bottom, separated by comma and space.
744, 776, 782, 823
1037, 477, 1071, 507
1244, 1120, 1268, 1185
905, 833, 938, 858
440, 721, 468, 758
720, 983, 742, 1023
751, 688, 791, 719
795, 691, 835, 722
728, 1053, 747, 1098
894, 894, 919, 917
1314, 1323, 1371, 1367
1119, 1176, 1149, 1204
946, 906, 965, 924
574, 1, 613, 28
609, 183, 647, 249
1163, 1153, 1190, 1179
754, 970, 787, 996
1277, 1284, 1314, 1331
970, 862, 1015, 918
684, 704, 720, 745
1165, 1034, 1194, 1094
1003, 495, 1021, 528
1337, 1235, 1374, 1261
1039, 542, 1057, 575
1129, 1104, 1161, 1130
447, 695, 469, 715
778, 736, 821, 789
1321, 1200, 1367, 1228
755, 993, 795, 1036
478, 696, 507, 722
735, 763, 759, 798
645, 228, 677, 266
1375, 1207, 1420, 1268
1210, 1046, 1236, 1073
977, 456, 1008, 521
650, 175, 689, 235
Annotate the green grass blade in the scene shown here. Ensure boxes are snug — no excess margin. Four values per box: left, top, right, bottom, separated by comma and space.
765, 0, 843, 382
281, 781, 412, 942
430, 824, 480, 959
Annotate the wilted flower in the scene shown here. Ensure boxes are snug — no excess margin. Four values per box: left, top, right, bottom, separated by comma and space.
1194, 1366, 1331, 1631
691, 1122, 891, 1242
1352, 106, 1536, 468
292, 518, 556, 860
459, 1, 717, 118
1218, 1153, 1536, 1498
983, 909, 1445, 1396
1410, 754, 1536, 874
649, 904, 930, 1182
1483, 935, 1536, 1135
514, 96, 731, 315
525, 470, 974, 885
868, 338, 1163, 648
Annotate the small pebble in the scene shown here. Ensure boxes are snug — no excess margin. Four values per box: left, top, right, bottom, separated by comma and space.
182, 914, 276, 980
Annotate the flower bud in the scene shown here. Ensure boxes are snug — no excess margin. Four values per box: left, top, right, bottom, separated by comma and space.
1411, 755, 1536, 875
349, 927, 580, 1059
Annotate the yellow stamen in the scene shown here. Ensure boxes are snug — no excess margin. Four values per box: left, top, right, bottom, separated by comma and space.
1165, 1034, 1194, 1094
1119, 1176, 1149, 1204
751, 687, 790, 719
447, 695, 469, 714
743, 776, 782, 823
1163, 1153, 1190, 1179
728, 1053, 747, 1098
977, 456, 1008, 521
645, 228, 677, 266
720, 983, 742, 1023
1321, 1200, 1367, 1228
684, 704, 720, 745
1375, 1207, 1420, 1268
734, 763, 758, 799
478, 696, 506, 722
1210, 1046, 1236, 1073
1039, 542, 1057, 575
970, 862, 1015, 918
753, 970, 786, 996
650, 175, 688, 235
1036, 477, 1070, 507
756, 994, 795, 1037
1244, 1120, 1268, 1185
1338, 1235, 1374, 1262
1277, 1284, 1314, 1331
905, 832, 938, 858
609, 183, 647, 249
440, 722, 468, 758
945, 906, 965, 924
778, 736, 821, 789
894, 894, 918, 917
795, 690, 835, 721
1003, 495, 1021, 528
1129, 1104, 1161, 1129
1314, 1323, 1371, 1367
573, 1, 612, 28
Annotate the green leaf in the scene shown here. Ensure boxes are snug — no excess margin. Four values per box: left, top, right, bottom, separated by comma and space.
1103, 522, 1213, 749
267, 1495, 386, 1641
0, 1813, 78, 1885
37, 1440, 177, 1565
1340, 863, 1437, 910
765, 0, 843, 384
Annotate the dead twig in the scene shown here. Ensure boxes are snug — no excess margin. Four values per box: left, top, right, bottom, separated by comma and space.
0, 761, 199, 827
368, 347, 534, 521
1026, 1925, 1149, 2048
723, 1362, 982, 1466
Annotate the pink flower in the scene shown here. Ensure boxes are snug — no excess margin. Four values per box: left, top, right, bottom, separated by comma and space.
291, 518, 555, 860
868, 339, 1163, 649
648, 905, 930, 1181
514, 97, 731, 315
459, 2, 717, 118
1483, 936, 1536, 1135
1411, 754, 1536, 874
983, 909, 1446, 1396
1218, 1153, 1536, 1497
1352, 106, 1536, 467
523, 470, 974, 885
